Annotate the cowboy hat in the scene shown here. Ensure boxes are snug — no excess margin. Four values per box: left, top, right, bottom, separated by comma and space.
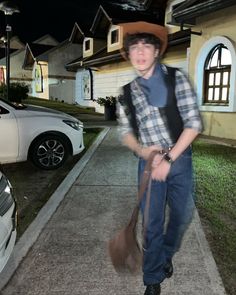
119, 21, 168, 58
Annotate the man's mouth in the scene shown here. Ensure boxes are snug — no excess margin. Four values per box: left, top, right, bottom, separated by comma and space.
136, 59, 146, 65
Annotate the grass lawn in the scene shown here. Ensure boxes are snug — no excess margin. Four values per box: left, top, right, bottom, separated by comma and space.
24, 97, 102, 116
193, 139, 236, 295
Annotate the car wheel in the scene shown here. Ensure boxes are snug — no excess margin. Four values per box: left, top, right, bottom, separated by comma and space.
30, 134, 70, 170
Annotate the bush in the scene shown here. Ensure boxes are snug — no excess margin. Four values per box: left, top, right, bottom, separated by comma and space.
94, 96, 117, 107
0, 82, 29, 102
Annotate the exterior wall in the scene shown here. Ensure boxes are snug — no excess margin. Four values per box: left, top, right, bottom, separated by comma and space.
75, 61, 136, 113
188, 5, 236, 140
47, 43, 79, 104
31, 61, 49, 100
201, 111, 236, 139
163, 44, 189, 74
75, 47, 189, 114
0, 49, 32, 85
8, 50, 32, 87
33, 35, 58, 46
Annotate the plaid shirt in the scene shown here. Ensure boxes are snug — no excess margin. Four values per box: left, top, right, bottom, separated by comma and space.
117, 64, 203, 148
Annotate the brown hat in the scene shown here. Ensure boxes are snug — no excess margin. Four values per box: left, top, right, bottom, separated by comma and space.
119, 21, 168, 59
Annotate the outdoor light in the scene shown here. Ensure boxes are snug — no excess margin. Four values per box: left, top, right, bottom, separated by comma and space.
0, 1, 20, 100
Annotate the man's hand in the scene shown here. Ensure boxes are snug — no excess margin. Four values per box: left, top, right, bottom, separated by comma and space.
151, 159, 171, 181
139, 145, 161, 160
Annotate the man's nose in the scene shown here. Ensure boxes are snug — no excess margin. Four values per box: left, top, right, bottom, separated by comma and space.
137, 46, 145, 54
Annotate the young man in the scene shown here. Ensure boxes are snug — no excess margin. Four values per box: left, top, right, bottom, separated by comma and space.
117, 22, 203, 295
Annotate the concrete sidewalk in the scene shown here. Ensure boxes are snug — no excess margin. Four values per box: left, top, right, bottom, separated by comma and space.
0, 127, 227, 295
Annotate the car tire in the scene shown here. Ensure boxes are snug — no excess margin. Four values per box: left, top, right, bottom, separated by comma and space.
30, 134, 70, 170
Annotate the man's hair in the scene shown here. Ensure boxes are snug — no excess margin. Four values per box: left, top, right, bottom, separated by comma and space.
123, 32, 162, 58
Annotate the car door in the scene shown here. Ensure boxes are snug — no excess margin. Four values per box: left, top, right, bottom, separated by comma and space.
0, 104, 19, 163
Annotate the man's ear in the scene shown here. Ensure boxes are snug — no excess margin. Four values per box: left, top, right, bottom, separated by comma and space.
154, 49, 159, 58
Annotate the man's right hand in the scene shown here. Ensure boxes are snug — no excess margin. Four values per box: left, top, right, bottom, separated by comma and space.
138, 145, 161, 160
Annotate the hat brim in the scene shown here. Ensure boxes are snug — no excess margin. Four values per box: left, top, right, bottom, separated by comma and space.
119, 21, 168, 59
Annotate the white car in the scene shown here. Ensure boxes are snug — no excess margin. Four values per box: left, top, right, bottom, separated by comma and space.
0, 171, 17, 273
0, 98, 84, 170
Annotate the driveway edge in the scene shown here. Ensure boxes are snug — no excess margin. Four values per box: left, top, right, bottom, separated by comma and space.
0, 127, 110, 291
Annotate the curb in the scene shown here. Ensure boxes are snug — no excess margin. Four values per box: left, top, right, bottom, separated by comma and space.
0, 127, 110, 291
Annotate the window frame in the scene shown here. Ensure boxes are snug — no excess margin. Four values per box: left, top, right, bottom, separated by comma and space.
203, 44, 231, 105
195, 36, 236, 112
84, 39, 91, 52
107, 25, 121, 52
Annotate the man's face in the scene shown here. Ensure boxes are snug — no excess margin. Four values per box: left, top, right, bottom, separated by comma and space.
128, 41, 159, 77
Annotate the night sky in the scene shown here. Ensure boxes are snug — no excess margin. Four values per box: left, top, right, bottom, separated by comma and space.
0, 0, 145, 43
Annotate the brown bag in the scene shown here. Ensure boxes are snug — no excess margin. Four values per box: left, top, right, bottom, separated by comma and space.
108, 151, 158, 274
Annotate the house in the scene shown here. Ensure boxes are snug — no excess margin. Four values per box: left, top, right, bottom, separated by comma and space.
66, 0, 236, 140
167, 0, 236, 140
22, 34, 81, 103
66, 1, 167, 113
0, 36, 30, 85
1, 33, 81, 104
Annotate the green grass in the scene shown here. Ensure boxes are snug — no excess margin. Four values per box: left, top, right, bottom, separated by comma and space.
24, 97, 102, 116
193, 140, 236, 295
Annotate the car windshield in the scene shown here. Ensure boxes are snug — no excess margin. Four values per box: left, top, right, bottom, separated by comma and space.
0, 98, 27, 110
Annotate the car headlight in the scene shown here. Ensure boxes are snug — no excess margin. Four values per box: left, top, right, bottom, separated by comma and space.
63, 120, 83, 130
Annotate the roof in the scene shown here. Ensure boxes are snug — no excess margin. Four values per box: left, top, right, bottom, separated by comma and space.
0, 48, 17, 61
69, 22, 93, 44
168, 29, 191, 47
23, 43, 56, 70
172, 0, 236, 25
90, 3, 166, 39
66, 46, 123, 71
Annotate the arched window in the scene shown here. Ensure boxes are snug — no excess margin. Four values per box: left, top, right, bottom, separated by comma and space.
204, 44, 231, 105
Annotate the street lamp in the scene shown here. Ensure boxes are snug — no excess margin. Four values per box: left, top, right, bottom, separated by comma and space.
0, 1, 20, 100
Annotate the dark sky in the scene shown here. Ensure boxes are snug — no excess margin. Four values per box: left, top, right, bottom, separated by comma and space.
0, 0, 145, 43
0, 0, 108, 43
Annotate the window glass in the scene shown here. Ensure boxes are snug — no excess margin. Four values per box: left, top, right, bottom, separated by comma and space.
208, 88, 213, 100
223, 72, 229, 85
221, 48, 232, 65
210, 51, 218, 67
222, 88, 228, 100
85, 40, 90, 51
214, 88, 220, 100
111, 29, 119, 44
204, 44, 231, 105
209, 73, 214, 86
215, 72, 221, 85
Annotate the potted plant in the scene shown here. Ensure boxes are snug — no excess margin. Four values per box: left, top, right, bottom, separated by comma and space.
95, 96, 117, 120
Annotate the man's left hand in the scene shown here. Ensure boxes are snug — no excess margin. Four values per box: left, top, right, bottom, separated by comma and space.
151, 159, 171, 181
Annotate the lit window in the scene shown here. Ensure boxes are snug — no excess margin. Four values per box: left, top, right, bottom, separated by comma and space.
204, 44, 231, 105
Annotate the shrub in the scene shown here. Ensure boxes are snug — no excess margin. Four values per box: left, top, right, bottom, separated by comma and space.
0, 82, 29, 102
94, 96, 117, 107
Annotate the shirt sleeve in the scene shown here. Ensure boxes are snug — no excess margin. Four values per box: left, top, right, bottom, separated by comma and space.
116, 98, 133, 138
175, 69, 203, 133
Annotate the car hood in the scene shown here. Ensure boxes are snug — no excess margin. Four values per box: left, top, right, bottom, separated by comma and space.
18, 104, 79, 122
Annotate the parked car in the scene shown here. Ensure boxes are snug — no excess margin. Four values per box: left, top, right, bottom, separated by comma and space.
0, 98, 84, 170
0, 171, 17, 273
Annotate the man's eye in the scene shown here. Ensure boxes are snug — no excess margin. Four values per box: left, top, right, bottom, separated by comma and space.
130, 45, 138, 50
